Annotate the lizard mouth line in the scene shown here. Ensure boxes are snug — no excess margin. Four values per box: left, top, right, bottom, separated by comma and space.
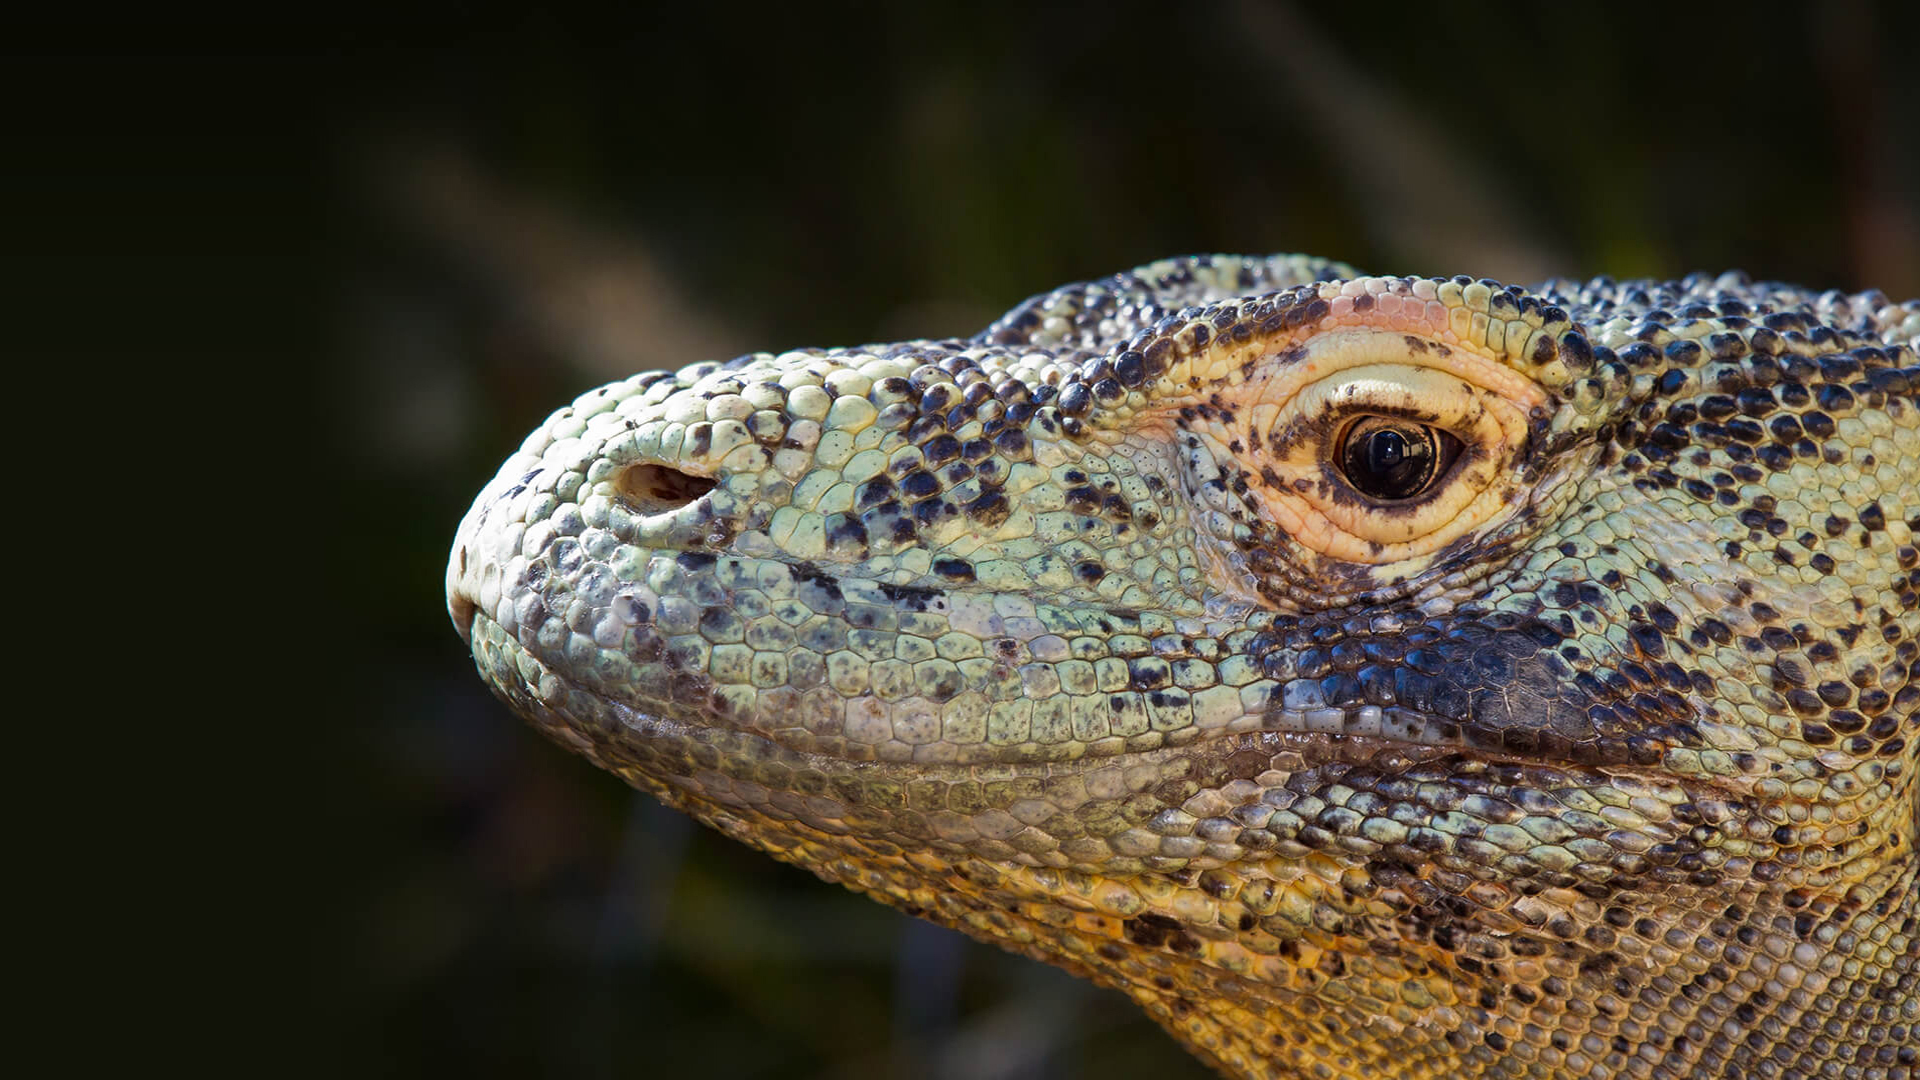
469, 608, 1663, 780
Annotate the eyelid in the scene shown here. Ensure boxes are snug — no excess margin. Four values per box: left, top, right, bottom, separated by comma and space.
1329, 403, 1449, 435
1270, 365, 1500, 454
1236, 327, 1550, 419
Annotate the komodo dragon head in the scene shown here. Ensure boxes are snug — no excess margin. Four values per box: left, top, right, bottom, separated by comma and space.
449, 254, 1918, 1079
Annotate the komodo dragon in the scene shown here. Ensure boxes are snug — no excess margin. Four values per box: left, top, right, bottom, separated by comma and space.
447, 254, 1918, 1079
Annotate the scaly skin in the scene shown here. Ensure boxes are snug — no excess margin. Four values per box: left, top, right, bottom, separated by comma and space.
447, 254, 1919, 1080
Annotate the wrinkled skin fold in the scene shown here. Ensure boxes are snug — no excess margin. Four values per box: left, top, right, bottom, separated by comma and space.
449, 254, 1919, 1080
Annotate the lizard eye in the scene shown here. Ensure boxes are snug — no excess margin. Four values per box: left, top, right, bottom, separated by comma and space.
1338, 418, 1461, 501
1195, 329, 1549, 567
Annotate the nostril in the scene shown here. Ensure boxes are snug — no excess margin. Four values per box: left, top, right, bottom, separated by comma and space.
616, 463, 717, 515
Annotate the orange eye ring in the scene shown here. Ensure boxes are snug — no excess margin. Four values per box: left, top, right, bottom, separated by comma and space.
1188, 329, 1543, 568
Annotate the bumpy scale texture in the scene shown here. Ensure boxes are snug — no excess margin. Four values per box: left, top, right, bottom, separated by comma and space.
448, 254, 1920, 1080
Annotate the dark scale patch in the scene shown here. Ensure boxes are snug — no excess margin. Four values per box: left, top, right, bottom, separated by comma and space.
899, 470, 940, 501
932, 557, 975, 581
912, 498, 958, 528
823, 514, 870, 555
922, 434, 961, 465
1123, 913, 1201, 954
886, 514, 919, 544
878, 583, 943, 611
786, 560, 843, 598
856, 478, 895, 509
1129, 658, 1173, 690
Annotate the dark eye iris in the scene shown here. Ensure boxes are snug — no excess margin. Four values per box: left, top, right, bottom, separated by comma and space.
1338, 418, 1461, 500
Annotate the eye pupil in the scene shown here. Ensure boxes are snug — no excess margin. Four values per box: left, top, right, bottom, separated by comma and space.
1367, 429, 1408, 472
1340, 419, 1456, 500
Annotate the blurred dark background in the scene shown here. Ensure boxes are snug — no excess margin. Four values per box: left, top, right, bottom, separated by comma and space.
25, 3, 1914, 1077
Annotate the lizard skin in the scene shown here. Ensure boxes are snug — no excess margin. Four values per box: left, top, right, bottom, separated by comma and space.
447, 254, 1920, 1079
